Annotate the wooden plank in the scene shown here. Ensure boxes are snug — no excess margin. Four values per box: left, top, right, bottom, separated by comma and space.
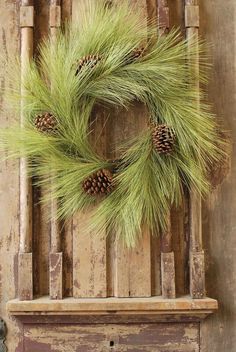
168, 0, 188, 298
185, 0, 205, 299
61, 220, 73, 297
0, 0, 32, 347
49, 5, 61, 28
171, 195, 190, 296
129, 230, 151, 297
21, 322, 200, 351
73, 209, 107, 298
114, 240, 130, 298
19, 1, 34, 302
49, 253, 63, 299
151, 235, 161, 296
200, 0, 236, 351
18, 253, 33, 301
7, 295, 218, 314
111, 0, 152, 299
20, 22, 33, 254
48, 0, 63, 300
71, 0, 107, 298
157, 0, 169, 35
190, 251, 205, 299
189, 189, 202, 252
157, 0, 176, 300
20, 6, 34, 27
161, 252, 176, 299
185, 5, 199, 28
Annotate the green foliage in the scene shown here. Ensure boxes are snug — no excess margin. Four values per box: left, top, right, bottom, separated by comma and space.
0, 0, 226, 247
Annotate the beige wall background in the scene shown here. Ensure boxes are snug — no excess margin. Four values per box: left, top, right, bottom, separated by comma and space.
0, 0, 235, 350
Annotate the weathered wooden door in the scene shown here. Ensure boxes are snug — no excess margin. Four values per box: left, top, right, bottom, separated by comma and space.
0, 0, 235, 351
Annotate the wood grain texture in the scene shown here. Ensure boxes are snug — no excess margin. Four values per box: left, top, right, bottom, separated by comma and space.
20, 6, 34, 27
18, 253, 33, 301
19, 2, 34, 304
190, 251, 205, 298
8, 295, 218, 314
21, 322, 200, 352
73, 209, 107, 298
20, 2, 34, 254
157, 0, 176, 300
161, 252, 176, 299
49, 0, 63, 300
71, 1, 107, 298
185, 0, 205, 300
185, 5, 199, 27
109, 104, 152, 298
200, 0, 236, 351
49, 252, 63, 299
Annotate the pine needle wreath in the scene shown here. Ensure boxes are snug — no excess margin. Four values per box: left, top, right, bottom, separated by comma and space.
0, 1, 227, 247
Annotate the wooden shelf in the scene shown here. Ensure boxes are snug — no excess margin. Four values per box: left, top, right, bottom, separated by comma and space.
7, 295, 217, 321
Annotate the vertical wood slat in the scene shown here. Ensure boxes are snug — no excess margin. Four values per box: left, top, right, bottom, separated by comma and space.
158, 0, 176, 299
185, 0, 205, 299
18, 0, 34, 301
111, 0, 152, 299
71, 0, 107, 299
72, 117, 107, 297
49, 0, 63, 300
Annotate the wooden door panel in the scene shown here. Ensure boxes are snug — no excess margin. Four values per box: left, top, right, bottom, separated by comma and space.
22, 323, 199, 352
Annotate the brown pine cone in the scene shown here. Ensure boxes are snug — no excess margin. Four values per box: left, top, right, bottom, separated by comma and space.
82, 168, 113, 196
152, 124, 176, 154
75, 54, 102, 75
125, 47, 145, 64
34, 112, 58, 134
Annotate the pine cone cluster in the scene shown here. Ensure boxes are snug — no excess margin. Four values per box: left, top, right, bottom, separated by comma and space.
75, 54, 102, 75
82, 169, 113, 196
34, 112, 58, 134
152, 124, 176, 154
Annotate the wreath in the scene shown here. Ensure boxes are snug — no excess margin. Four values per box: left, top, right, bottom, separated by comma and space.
1, 1, 226, 247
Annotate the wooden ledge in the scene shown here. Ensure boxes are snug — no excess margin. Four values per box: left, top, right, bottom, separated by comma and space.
7, 296, 217, 318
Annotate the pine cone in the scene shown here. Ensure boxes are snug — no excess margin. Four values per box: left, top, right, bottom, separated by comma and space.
152, 124, 176, 154
82, 169, 113, 196
34, 112, 58, 134
75, 54, 102, 75
125, 47, 145, 64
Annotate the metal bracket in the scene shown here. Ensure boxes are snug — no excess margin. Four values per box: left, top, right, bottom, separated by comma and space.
0, 319, 7, 352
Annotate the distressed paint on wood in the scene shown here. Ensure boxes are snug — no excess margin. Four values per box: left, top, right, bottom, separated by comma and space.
73, 208, 107, 298
7, 295, 218, 314
157, 0, 176, 300
185, 0, 205, 299
21, 323, 200, 352
18, 253, 33, 301
49, 253, 63, 300
200, 0, 236, 351
109, 0, 152, 299
49, 0, 63, 300
19, 0, 34, 302
0, 4, 23, 352
161, 252, 176, 299
190, 251, 205, 298
71, 0, 107, 298
61, 220, 73, 297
